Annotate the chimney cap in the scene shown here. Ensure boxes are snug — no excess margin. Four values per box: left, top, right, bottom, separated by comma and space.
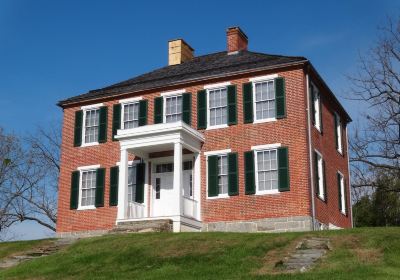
168, 38, 194, 51
226, 26, 248, 40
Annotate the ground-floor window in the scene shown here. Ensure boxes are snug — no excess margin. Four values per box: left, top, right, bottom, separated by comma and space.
80, 170, 97, 207
255, 149, 278, 192
128, 165, 137, 202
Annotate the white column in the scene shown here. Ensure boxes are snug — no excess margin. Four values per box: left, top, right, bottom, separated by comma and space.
117, 148, 129, 220
173, 142, 183, 218
194, 152, 201, 221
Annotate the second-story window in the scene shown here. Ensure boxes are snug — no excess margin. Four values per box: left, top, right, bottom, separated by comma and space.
254, 80, 275, 120
123, 102, 139, 129
335, 113, 343, 154
311, 82, 322, 132
165, 95, 182, 123
208, 88, 227, 127
84, 109, 99, 144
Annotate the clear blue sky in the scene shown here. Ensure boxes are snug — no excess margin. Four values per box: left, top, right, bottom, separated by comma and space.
0, 0, 398, 239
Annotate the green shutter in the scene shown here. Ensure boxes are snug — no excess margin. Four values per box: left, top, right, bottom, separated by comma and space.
243, 82, 253, 123
98, 106, 108, 143
278, 147, 290, 192
244, 151, 255, 194
135, 162, 145, 203
334, 114, 339, 150
154, 97, 163, 124
207, 155, 218, 197
197, 90, 207, 129
337, 173, 342, 211
228, 153, 238, 196
74, 110, 83, 147
227, 85, 237, 125
275, 77, 286, 118
314, 152, 320, 196
70, 171, 80, 209
95, 168, 105, 207
310, 84, 316, 125
322, 159, 327, 202
182, 92, 192, 125
112, 104, 121, 141
138, 100, 148, 126
109, 166, 119, 206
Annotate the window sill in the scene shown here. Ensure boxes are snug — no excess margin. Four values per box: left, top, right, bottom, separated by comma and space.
206, 124, 228, 130
253, 118, 277, 124
207, 194, 230, 200
316, 195, 326, 203
77, 206, 96, 211
255, 190, 280, 196
340, 210, 347, 216
337, 149, 344, 156
314, 125, 322, 134
81, 142, 99, 147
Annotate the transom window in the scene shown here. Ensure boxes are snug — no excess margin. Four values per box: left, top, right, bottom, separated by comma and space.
209, 88, 227, 126
256, 149, 278, 191
254, 80, 276, 120
155, 163, 173, 173
123, 102, 139, 129
217, 155, 228, 195
128, 165, 137, 202
165, 95, 182, 123
84, 109, 99, 143
80, 170, 96, 207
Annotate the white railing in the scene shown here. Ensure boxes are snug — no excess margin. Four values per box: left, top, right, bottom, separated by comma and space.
128, 201, 145, 219
183, 197, 198, 219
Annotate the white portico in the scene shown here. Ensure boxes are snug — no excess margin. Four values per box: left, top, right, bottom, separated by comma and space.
115, 121, 204, 232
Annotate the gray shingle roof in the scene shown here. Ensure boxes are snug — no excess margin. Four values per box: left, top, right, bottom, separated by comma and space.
58, 50, 307, 106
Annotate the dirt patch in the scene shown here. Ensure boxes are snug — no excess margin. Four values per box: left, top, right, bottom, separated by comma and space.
352, 248, 383, 264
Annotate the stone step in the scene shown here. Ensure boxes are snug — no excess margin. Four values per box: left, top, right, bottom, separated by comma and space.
111, 219, 173, 234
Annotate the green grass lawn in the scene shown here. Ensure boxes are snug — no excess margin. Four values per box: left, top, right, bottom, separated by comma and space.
0, 227, 399, 279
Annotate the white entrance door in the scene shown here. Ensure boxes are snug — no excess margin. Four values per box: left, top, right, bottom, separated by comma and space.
151, 162, 192, 217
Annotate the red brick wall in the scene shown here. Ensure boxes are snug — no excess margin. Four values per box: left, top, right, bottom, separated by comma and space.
309, 73, 352, 229
56, 65, 350, 233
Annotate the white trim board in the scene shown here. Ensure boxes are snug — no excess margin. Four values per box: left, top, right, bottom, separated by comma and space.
77, 164, 101, 171
249, 74, 278, 82
203, 81, 231, 89
251, 143, 281, 150
161, 89, 186, 97
119, 96, 143, 104
204, 149, 231, 156
81, 103, 104, 110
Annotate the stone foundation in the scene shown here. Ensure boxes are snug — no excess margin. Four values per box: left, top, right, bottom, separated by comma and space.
56, 229, 108, 239
202, 216, 313, 233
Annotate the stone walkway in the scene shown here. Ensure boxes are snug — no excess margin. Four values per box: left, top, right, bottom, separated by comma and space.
0, 238, 77, 269
279, 237, 331, 273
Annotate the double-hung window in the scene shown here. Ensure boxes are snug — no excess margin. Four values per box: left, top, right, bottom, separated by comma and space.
314, 151, 326, 200
127, 165, 137, 202
254, 80, 276, 121
84, 109, 100, 144
335, 113, 343, 154
208, 87, 228, 127
311, 82, 322, 131
165, 95, 182, 123
217, 155, 228, 195
122, 102, 139, 129
255, 149, 278, 193
80, 169, 97, 208
337, 172, 346, 214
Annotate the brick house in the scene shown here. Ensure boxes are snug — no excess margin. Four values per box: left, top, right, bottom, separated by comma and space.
56, 27, 352, 236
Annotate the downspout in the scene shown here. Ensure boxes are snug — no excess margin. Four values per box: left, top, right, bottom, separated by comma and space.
346, 126, 354, 228
305, 70, 316, 230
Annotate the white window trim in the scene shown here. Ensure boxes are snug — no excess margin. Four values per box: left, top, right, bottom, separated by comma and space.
119, 96, 143, 104
311, 82, 322, 133
335, 112, 343, 155
206, 86, 229, 129
249, 74, 278, 83
253, 149, 281, 196
163, 94, 183, 124
205, 152, 230, 199
76, 165, 100, 210
161, 89, 186, 97
115, 160, 141, 166
120, 100, 140, 130
81, 108, 101, 147
81, 103, 104, 110
338, 171, 346, 214
203, 81, 231, 89
251, 143, 281, 151
204, 149, 231, 156
314, 149, 325, 200
251, 78, 278, 124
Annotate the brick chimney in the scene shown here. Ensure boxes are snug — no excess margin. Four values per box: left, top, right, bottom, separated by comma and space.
226, 26, 248, 53
168, 39, 194, 66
